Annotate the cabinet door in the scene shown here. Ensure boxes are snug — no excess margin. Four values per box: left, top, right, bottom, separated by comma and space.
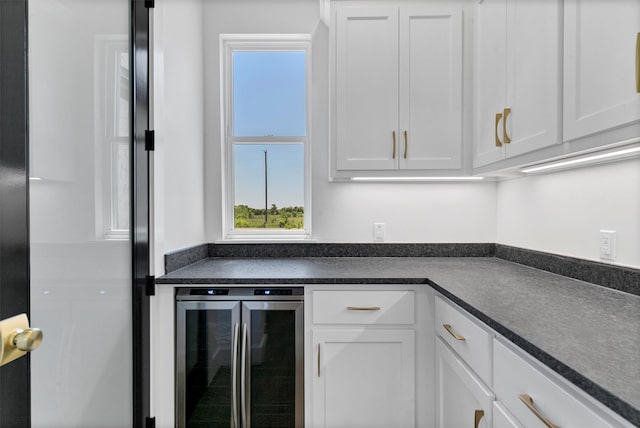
494, 401, 524, 428
335, 7, 399, 170
399, 7, 462, 169
312, 329, 415, 428
474, 0, 508, 167
563, 0, 640, 141
505, 0, 562, 157
435, 338, 494, 428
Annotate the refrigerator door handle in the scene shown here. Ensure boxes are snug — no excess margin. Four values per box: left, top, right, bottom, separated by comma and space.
231, 322, 240, 428
240, 322, 248, 428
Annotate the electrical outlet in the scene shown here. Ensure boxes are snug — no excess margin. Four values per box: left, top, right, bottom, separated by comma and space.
600, 230, 617, 261
374, 223, 385, 242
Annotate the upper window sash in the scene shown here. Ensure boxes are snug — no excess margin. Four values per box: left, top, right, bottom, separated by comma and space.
220, 34, 312, 140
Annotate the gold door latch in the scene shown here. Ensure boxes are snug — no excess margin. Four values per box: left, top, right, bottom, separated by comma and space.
0, 314, 44, 366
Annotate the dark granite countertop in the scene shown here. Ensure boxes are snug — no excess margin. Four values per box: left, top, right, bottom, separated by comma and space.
158, 256, 640, 426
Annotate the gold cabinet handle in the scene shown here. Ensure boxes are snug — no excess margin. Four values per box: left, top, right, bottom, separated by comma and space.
495, 113, 503, 147
474, 409, 485, 428
503, 108, 511, 144
403, 130, 408, 159
317, 343, 321, 378
442, 324, 465, 341
519, 394, 560, 428
636, 32, 639, 93
392, 131, 397, 159
347, 306, 381, 311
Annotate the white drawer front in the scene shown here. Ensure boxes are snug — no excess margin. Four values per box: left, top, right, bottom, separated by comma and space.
435, 295, 493, 385
494, 339, 627, 428
312, 290, 414, 325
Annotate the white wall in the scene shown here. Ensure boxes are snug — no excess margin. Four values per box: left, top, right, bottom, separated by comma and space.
496, 158, 640, 268
201, 0, 497, 244
154, 0, 206, 262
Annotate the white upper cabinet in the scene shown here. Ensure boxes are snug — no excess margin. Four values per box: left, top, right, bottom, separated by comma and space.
335, 5, 462, 171
336, 6, 399, 170
563, 0, 640, 141
474, 0, 562, 168
399, 7, 463, 170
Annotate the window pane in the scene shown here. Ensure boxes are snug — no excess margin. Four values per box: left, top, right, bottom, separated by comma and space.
233, 144, 304, 230
116, 50, 129, 138
112, 141, 130, 231
233, 51, 306, 137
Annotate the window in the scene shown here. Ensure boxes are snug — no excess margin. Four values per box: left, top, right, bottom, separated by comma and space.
221, 35, 311, 239
95, 37, 130, 240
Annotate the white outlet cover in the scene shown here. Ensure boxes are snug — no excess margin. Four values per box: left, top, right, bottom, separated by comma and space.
599, 230, 617, 261
374, 223, 385, 242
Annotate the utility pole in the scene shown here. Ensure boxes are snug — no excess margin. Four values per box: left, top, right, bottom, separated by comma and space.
264, 150, 268, 226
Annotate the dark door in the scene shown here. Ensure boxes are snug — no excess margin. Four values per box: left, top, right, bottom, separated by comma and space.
0, 0, 151, 426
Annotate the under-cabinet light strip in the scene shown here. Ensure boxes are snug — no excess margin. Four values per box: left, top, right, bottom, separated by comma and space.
350, 177, 485, 181
521, 146, 640, 174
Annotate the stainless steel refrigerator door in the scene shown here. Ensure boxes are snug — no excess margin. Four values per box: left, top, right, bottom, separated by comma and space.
176, 301, 241, 428
241, 301, 304, 428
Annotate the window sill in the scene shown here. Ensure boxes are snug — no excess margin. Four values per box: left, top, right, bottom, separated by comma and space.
216, 234, 317, 244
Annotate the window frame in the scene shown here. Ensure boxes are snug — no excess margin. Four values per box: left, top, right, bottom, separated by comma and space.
220, 34, 312, 240
94, 36, 130, 241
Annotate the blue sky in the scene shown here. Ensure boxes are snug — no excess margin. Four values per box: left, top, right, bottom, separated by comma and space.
233, 51, 306, 136
232, 51, 306, 209
234, 144, 304, 209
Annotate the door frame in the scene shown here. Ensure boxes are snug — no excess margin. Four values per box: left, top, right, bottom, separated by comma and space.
0, 1, 30, 426
0, 0, 152, 426
132, 0, 153, 426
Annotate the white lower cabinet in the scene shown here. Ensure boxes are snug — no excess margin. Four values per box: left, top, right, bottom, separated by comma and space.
312, 329, 415, 428
436, 295, 635, 428
435, 337, 494, 428
307, 287, 432, 428
306, 291, 634, 428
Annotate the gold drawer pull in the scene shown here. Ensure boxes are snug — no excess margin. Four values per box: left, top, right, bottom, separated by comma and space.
392, 131, 397, 159
495, 113, 503, 147
443, 324, 465, 341
503, 107, 511, 144
519, 394, 560, 428
403, 130, 408, 159
347, 306, 381, 311
474, 409, 485, 428
636, 32, 639, 93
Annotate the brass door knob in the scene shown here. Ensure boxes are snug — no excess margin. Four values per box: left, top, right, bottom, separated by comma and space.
11, 328, 43, 352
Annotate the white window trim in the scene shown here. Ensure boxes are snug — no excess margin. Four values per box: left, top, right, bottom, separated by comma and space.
94, 35, 130, 241
220, 34, 313, 241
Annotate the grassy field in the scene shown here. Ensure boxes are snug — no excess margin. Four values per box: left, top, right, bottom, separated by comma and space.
234, 205, 304, 230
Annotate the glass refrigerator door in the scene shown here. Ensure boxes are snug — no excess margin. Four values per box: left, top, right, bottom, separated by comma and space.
176, 301, 241, 428
241, 301, 304, 428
